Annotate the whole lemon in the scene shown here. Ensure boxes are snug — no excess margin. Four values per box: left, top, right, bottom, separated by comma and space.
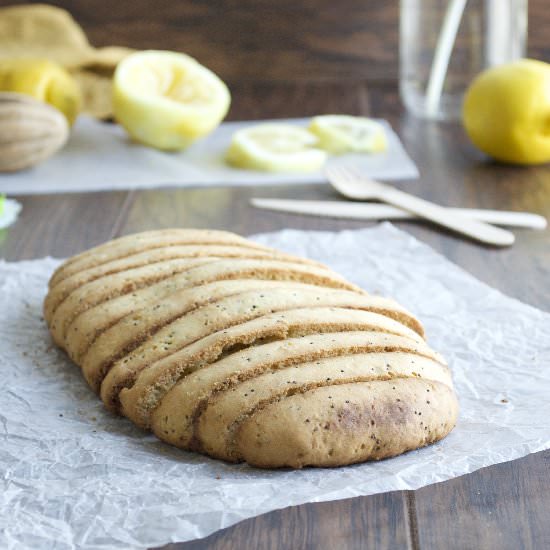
463, 59, 550, 165
0, 58, 81, 125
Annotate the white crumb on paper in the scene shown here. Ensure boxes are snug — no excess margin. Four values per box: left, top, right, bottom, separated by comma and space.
0, 224, 549, 549
0, 199, 22, 230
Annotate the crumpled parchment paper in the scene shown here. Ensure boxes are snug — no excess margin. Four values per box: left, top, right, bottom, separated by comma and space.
0, 118, 418, 195
1, 224, 549, 550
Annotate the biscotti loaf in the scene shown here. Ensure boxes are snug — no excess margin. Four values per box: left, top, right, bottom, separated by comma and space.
44, 228, 458, 468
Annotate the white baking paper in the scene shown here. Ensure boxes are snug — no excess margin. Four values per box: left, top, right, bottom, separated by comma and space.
0, 117, 418, 195
1, 224, 549, 550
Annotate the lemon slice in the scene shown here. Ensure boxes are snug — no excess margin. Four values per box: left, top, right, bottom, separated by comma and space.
226, 124, 327, 172
309, 115, 388, 154
113, 50, 230, 151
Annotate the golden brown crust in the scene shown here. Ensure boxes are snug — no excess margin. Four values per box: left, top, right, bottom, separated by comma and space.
44, 229, 458, 469
196, 354, 452, 462
48, 229, 272, 288
235, 379, 458, 468
149, 330, 445, 448
95, 288, 423, 406
47, 257, 361, 346
120, 309, 427, 429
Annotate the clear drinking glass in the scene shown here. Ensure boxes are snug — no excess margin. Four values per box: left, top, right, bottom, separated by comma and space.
400, 0, 527, 120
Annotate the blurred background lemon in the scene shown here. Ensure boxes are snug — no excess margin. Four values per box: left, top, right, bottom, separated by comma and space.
463, 59, 550, 165
0, 58, 81, 124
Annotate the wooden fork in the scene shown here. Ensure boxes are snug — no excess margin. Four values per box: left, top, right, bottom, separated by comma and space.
324, 166, 515, 247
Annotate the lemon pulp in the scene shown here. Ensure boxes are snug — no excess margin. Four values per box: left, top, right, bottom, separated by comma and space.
113, 50, 230, 151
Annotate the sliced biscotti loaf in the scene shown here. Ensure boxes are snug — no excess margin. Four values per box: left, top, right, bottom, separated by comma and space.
96, 288, 423, 409
117, 307, 427, 427
150, 330, 445, 450
44, 228, 458, 469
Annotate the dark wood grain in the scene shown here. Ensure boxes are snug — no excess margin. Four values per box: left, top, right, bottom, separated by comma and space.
0, 190, 133, 260
1, 80, 549, 550
226, 81, 370, 121
2, 0, 549, 83
412, 452, 550, 550
168, 492, 413, 550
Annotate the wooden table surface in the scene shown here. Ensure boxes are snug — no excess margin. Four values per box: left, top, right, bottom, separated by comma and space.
1, 83, 549, 550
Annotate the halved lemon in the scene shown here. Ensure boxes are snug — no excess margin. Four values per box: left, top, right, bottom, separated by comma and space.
309, 115, 388, 154
113, 50, 230, 151
226, 124, 327, 172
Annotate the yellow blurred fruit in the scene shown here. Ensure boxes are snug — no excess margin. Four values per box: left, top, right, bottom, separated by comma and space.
463, 59, 550, 165
113, 50, 230, 151
308, 115, 388, 154
0, 58, 81, 125
226, 124, 327, 172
